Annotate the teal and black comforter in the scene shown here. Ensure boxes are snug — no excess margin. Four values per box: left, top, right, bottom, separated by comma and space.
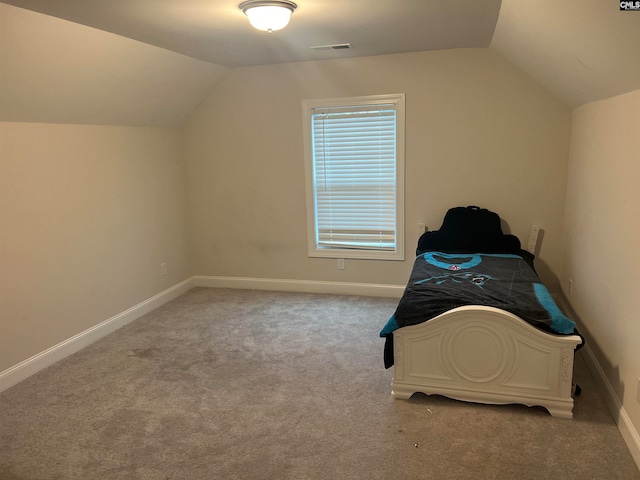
380, 252, 580, 368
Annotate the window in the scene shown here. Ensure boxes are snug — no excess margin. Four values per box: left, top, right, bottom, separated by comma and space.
303, 94, 405, 260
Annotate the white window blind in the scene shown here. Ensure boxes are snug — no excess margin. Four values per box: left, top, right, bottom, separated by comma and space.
310, 103, 397, 251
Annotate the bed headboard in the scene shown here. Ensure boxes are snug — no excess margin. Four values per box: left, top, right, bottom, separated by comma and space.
416, 206, 531, 262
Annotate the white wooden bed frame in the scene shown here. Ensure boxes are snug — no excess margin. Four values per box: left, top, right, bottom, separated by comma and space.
391, 305, 583, 418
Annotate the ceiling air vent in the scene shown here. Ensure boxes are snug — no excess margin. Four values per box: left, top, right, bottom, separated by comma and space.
309, 43, 352, 51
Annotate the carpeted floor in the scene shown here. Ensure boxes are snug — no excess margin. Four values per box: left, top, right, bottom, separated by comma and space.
1, 288, 638, 480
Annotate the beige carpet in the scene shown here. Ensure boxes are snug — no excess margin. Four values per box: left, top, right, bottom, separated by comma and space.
1, 287, 638, 480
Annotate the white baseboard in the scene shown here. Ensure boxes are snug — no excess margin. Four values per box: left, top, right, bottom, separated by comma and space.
0, 277, 194, 393
192, 275, 405, 298
581, 343, 640, 470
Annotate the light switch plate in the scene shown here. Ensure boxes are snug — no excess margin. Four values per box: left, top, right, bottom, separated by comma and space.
527, 226, 540, 254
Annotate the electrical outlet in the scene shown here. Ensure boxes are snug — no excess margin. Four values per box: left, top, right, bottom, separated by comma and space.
160, 262, 167, 276
418, 223, 426, 236
337, 258, 345, 270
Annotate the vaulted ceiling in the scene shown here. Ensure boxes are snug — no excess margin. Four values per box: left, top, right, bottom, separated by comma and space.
1, 0, 639, 125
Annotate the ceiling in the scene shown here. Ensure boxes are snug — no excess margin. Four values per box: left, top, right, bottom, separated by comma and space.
1, 0, 639, 108
0, 0, 502, 68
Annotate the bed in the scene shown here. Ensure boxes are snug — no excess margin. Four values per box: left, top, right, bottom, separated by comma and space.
380, 206, 583, 418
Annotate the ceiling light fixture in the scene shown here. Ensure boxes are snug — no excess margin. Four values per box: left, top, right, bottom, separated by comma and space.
239, 1, 297, 33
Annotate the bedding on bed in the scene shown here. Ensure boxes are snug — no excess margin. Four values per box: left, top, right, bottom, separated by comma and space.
380, 251, 578, 360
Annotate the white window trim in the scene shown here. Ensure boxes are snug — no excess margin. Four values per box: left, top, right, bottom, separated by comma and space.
302, 93, 405, 261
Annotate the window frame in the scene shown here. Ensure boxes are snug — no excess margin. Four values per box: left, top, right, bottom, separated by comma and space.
302, 93, 405, 261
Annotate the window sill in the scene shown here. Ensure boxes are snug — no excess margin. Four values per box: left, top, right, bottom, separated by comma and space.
309, 247, 404, 261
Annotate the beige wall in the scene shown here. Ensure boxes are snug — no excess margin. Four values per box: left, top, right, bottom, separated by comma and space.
562, 89, 640, 438
0, 123, 193, 371
184, 48, 571, 289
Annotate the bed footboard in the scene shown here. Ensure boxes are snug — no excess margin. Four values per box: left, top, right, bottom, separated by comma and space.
391, 306, 582, 418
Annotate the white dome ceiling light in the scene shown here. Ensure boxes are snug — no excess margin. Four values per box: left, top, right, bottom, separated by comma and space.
239, 1, 297, 33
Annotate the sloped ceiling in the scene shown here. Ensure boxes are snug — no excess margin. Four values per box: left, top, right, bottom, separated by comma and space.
0, 4, 229, 126
491, 0, 640, 108
1, 0, 639, 126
